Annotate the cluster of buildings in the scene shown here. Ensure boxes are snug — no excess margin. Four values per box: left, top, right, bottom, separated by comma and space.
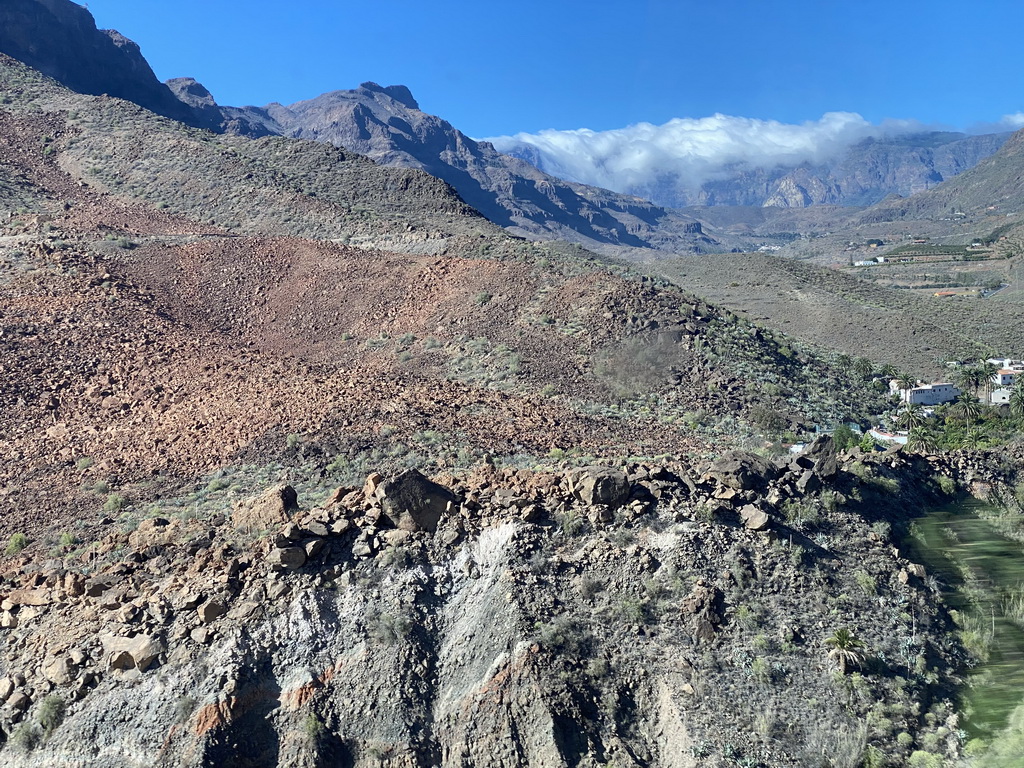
888, 358, 1022, 406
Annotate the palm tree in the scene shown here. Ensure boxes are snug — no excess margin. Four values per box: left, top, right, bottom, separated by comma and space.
960, 429, 985, 451
826, 628, 867, 675
907, 427, 940, 454
951, 393, 983, 428
894, 372, 916, 401
979, 361, 999, 401
1011, 385, 1024, 420
879, 364, 898, 380
897, 403, 926, 431
953, 365, 985, 398
853, 357, 874, 381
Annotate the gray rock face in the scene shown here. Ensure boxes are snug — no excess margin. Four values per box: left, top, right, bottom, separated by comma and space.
707, 451, 778, 490
375, 469, 457, 533
0, 0, 198, 126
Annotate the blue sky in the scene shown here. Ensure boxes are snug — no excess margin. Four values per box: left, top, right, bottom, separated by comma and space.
83, 0, 1023, 138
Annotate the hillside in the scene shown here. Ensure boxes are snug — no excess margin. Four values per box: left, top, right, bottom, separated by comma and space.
0, 50, 890, 531
858, 128, 1024, 225
1, 8, 1023, 768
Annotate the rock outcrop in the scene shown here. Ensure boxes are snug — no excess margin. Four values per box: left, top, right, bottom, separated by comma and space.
0, 0, 199, 126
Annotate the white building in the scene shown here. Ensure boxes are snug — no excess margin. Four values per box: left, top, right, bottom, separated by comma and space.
992, 388, 1014, 405
891, 381, 961, 406
993, 369, 1022, 388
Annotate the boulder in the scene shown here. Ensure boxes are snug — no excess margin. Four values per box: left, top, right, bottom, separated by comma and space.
197, 599, 226, 624
101, 634, 164, 672
268, 546, 306, 570
6, 588, 52, 607
739, 505, 771, 531
375, 470, 457, 533
43, 656, 76, 686
803, 435, 838, 479
707, 451, 777, 490
233, 485, 298, 531
795, 470, 821, 495
569, 467, 631, 509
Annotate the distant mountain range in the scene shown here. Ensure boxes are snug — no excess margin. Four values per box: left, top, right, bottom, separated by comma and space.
498, 131, 1011, 210
1, 0, 1020, 252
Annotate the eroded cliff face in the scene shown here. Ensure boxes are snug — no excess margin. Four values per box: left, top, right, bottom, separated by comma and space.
0, 0, 198, 127
0, 443, 982, 767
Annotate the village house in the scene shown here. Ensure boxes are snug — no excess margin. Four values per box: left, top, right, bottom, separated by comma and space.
992, 388, 1014, 406
986, 358, 1024, 388
890, 380, 961, 406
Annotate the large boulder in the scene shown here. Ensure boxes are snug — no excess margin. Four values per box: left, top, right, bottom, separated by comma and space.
569, 467, 631, 509
802, 435, 839, 479
707, 451, 777, 491
101, 634, 164, 672
233, 485, 298, 531
375, 470, 456, 533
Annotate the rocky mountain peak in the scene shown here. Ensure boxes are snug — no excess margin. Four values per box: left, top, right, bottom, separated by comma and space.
358, 81, 420, 110
165, 76, 218, 109
0, 0, 198, 126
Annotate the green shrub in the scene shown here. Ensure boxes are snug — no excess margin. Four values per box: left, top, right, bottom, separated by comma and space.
907, 751, 942, 768
103, 493, 128, 513
74, 456, 93, 471
303, 713, 325, 740
936, 474, 957, 496
10, 723, 39, 751
58, 532, 78, 548
5, 532, 28, 555
37, 695, 65, 734
206, 477, 230, 493
854, 570, 877, 596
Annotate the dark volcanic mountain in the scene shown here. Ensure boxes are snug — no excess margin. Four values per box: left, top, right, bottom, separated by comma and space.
0, 0, 719, 252
252, 82, 719, 251
0, 0, 197, 126
856, 126, 1024, 224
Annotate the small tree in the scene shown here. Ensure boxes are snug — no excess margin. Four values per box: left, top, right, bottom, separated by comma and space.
1010, 385, 1024, 420
897, 403, 925, 431
826, 628, 866, 675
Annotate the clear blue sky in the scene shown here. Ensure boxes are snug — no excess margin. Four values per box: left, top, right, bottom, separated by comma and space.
82, 0, 1023, 137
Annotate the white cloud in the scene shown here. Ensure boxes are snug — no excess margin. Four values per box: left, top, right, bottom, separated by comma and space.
486, 112, 928, 195
967, 112, 1024, 134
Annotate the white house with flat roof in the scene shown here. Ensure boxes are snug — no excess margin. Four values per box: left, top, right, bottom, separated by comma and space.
891, 381, 961, 406
992, 388, 1014, 405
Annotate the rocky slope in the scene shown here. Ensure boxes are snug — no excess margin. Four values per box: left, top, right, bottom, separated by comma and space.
2, 10, 1022, 767
0, 439, 992, 767
857, 127, 1024, 225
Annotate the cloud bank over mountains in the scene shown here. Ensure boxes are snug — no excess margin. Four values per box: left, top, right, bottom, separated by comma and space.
485, 112, 1019, 204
